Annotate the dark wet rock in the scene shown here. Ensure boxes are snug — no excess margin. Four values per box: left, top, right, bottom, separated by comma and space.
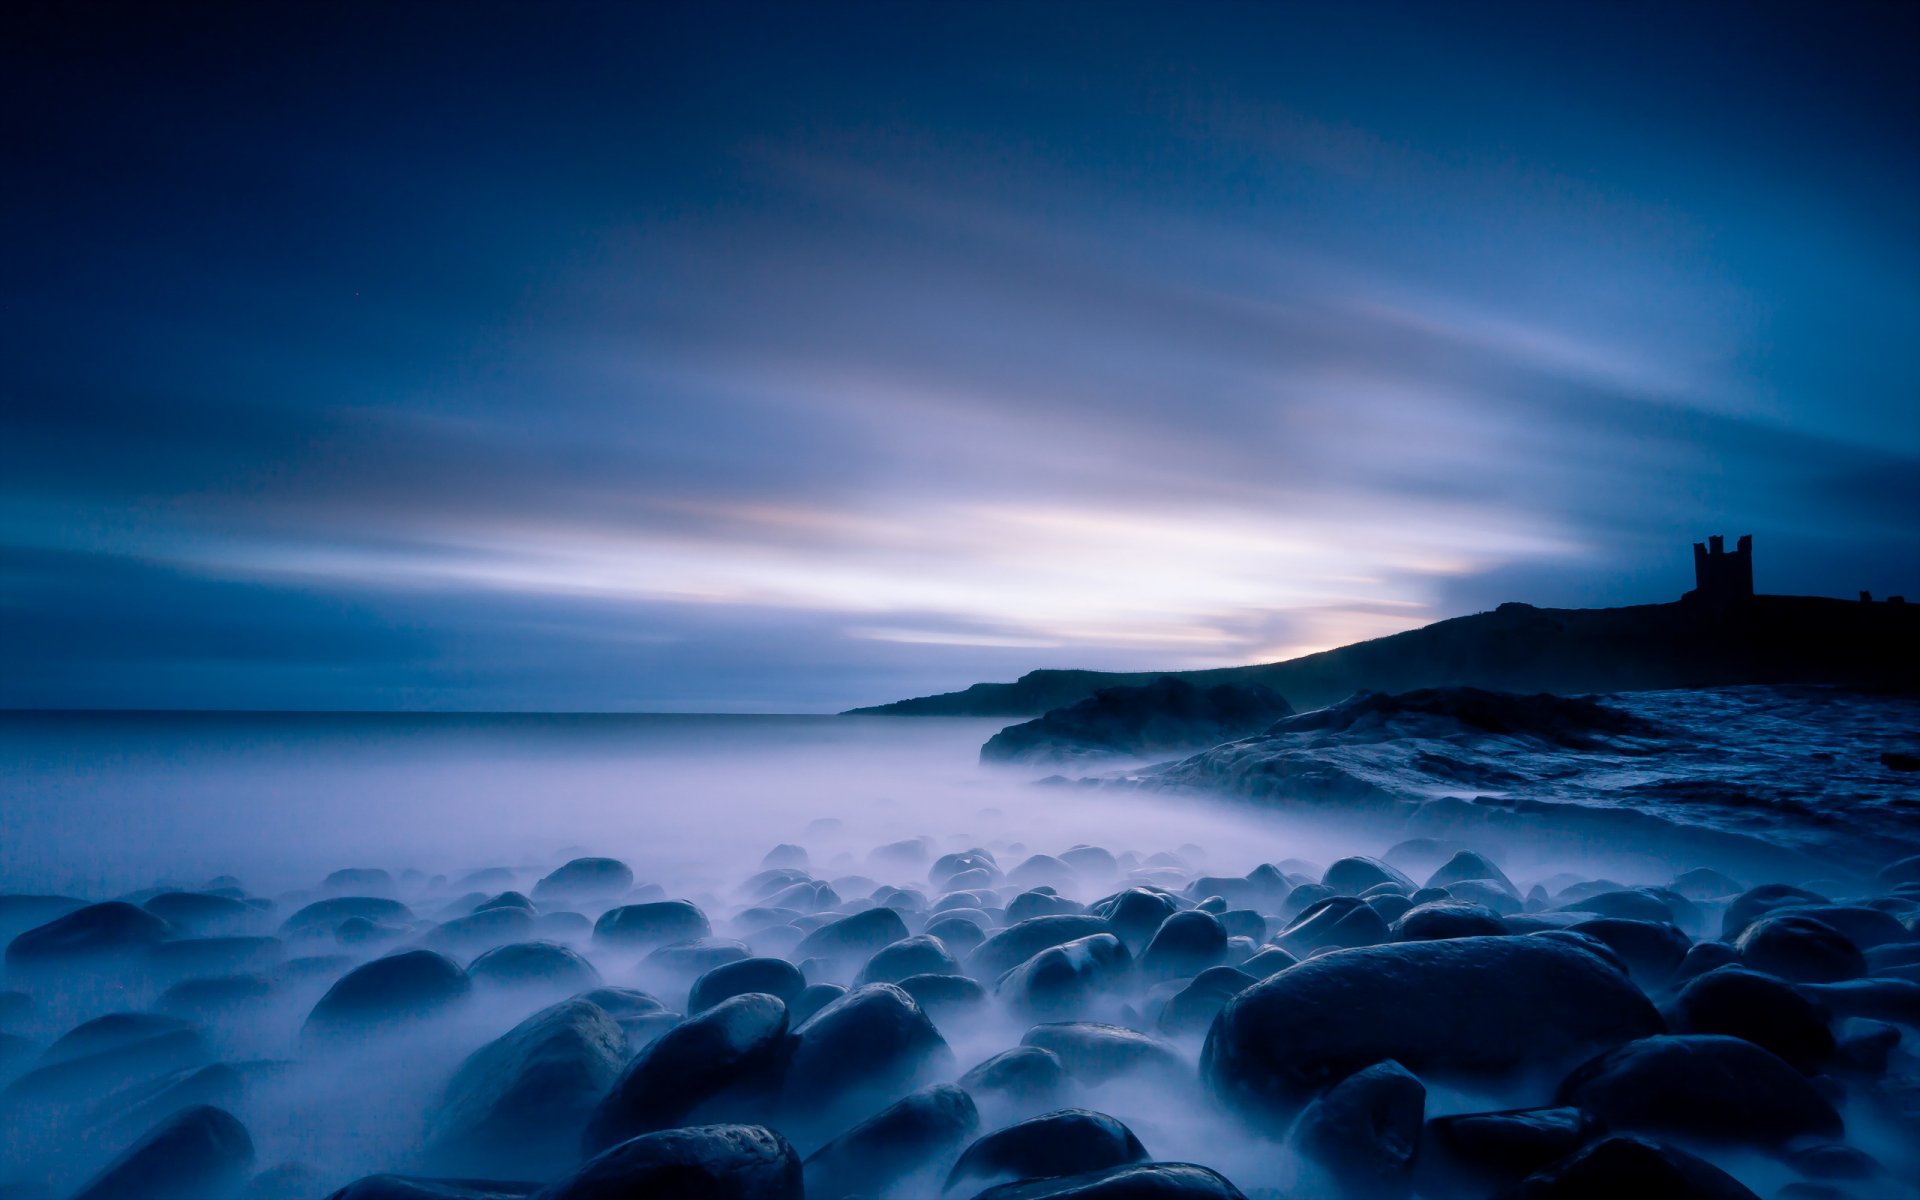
535, 911, 591, 940
1762, 905, 1911, 951
45, 1012, 195, 1064
1204, 935, 1661, 1124
1527, 929, 1632, 976
1275, 897, 1392, 956
474, 891, 535, 913
323, 868, 395, 895
1831, 1020, 1899, 1075
427, 998, 626, 1176
1158, 966, 1254, 1037
1877, 854, 1920, 888
997, 933, 1132, 1018
1008, 890, 1086, 924
1009, 856, 1079, 888
935, 890, 1003, 915
1215, 910, 1266, 942
1554, 889, 1676, 926
71, 1104, 254, 1200
426, 908, 536, 955
1187, 876, 1258, 909
1240, 947, 1298, 979
947, 1108, 1148, 1194
1367, 894, 1415, 925
1291, 1060, 1424, 1199
794, 907, 910, 962
1061, 846, 1120, 878
1557, 1034, 1842, 1147
1424, 851, 1516, 895
898, 972, 988, 1022
1414, 1106, 1601, 1198
7, 901, 171, 966
583, 992, 789, 1153
858, 934, 961, 985
1094, 889, 1180, 953
1510, 1134, 1760, 1200
762, 844, 809, 869
789, 982, 844, 1025
689, 957, 806, 1013
643, 938, 751, 978
1391, 900, 1506, 942
1723, 884, 1829, 940
1021, 1022, 1184, 1086
304, 950, 470, 1036
1564, 918, 1690, 988
960, 1046, 1068, 1111
1139, 911, 1227, 982
982, 677, 1293, 764
971, 916, 1116, 979
962, 1162, 1247, 1199
931, 851, 1002, 889
544, 1123, 801, 1200
1737, 915, 1867, 983
1796, 978, 1920, 1027
1440, 879, 1523, 916
5, 1021, 209, 1104
1669, 940, 1741, 988
467, 941, 601, 992
1667, 967, 1835, 1072
1323, 857, 1416, 896
782, 983, 951, 1133
280, 897, 413, 935
1671, 867, 1743, 899
532, 858, 634, 904
592, 900, 710, 949
1783, 1141, 1882, 1181
804, 1083, 977, 1197
0, 894, 88, 944
142, 892, 254, 934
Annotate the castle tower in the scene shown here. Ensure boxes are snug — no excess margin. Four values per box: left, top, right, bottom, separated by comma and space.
1688, 533, 1754, 603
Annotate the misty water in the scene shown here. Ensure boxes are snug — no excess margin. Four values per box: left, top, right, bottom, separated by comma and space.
3, 702, 1918, 1199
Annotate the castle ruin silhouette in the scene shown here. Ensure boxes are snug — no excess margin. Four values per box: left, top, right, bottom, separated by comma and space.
1687, 533, 1754, 604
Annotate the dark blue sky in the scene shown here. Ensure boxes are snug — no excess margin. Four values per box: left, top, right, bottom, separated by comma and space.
4, 2, 1917, 711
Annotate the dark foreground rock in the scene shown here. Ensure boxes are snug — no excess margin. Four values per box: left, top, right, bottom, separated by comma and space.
1414, 1106, 1601, 1199
781, 983, 952, 1136
583, 992, 789, 1154
802, 1083, 977, 1197
980, 676, 1294, 765
426, 998, 627, 1177
541, 1124, 801, 1200
304, 950, 470, 1036
1203, 936, 1660, 1124
1290, 1060, 1424, 1198
947, 1109, 1149, 1195
1511, 1134, 1760, 1199
71, 1104, 254, 1200
1556, 1034, 1843, 1148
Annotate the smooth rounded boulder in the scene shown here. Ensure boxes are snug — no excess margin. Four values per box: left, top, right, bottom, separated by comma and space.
1203, 936, 1661, 1125
1291, 1060, 1425, 1199
593, 900, 710, 950
1139, 910, 1228, 982
970, 916, 1115, 979
794, 907, 910, 962
532, 857, 634, 903
7, 901, 171, 967
583, 992, 789, 1153
543, 1123, 801, 1200
304, 950, 470, 1036
1391, 900, 1506, 942
70, 1104, 254, 1200
1021, 1022, 1184, 1086
803, 1083, 978, 1198
947, 1108, 1148, 1194
1556, 1034, 1842, 1147
1414, 1106, 1601, 1199
1511, 1134, 1760, 1200
426, 997, 627, 1176
467, 941, 601, 993
781, 983, 952, 1135
857, 934, 961, 984
996, 933, 1132, 1018
1736, 915, 1867, 983
688, 957, 806, 1013
1666, 967, 1835, 1072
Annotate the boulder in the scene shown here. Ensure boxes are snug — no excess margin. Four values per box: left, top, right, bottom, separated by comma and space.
304, 950, 469, 1036
642, 938, 751, 978
542, 1124, 801, 1200
1274, 897, 1391, 956
1424, 851, 1517, 897
1020, 1022, 1184, 1086
794, 908, 910, 962
926, 917, 987, 959
1414, 1106, 1601, 1199
1291, 1060, 1424, 1199
781, 983, 952, 1135
582, 992, 789, 1153
280, 897, 412, 935
997, 934, 1132, 1018
898, 972, 988, 1022
532, 858, 634, 903
7, 901, 171, 966
971, 916, 1116, 979
426, 997, 627, 1176
1557, 1034, 1842, 1147
71, 1105, 254, 1200
1203, 936, 1661, 1125
142, 892, 254, 934
857, 935, 961, 985
466, 941, 601, 993
803, 1083, 977, 1197
1157, 966, 1255, 1038
1094, 890, 1180, 953
1511, 1134, 1760, 1200
1722, 884, 1828, 940
592, 901, 710, 950
1563, 919, 1690, 989
1736, 915, 1867, 983
947, 1108, 1148, 1194
1666, 967, 1835, 1072
1139, 911, 1227, 982
1323, 857, 1416, 896
1391, 901, 1506, 942
980, 677, 1293, 764
688, 958, 806, 1013
958, 1046, 1068, 1113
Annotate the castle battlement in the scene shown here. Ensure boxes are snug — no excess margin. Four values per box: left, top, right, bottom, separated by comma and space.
1687, 533, 1754, 604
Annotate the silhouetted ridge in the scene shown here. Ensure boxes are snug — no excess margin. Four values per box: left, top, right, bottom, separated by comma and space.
1267, 687, 1661, 750
980, 676, 1294, 765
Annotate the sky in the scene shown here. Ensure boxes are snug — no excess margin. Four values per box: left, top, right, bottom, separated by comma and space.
3, 1, 1917, 712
